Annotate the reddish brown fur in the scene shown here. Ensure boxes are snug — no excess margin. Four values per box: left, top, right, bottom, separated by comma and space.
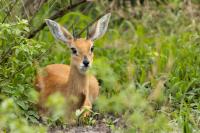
35, 39, 99, 116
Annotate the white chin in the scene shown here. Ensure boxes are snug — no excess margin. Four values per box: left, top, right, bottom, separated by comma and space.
79, 67, 88, 73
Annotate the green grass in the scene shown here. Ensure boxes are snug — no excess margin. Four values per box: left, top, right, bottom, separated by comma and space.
0, 1, 200, 132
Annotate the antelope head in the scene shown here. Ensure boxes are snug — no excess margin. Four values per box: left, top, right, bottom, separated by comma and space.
45, 13, 111, 74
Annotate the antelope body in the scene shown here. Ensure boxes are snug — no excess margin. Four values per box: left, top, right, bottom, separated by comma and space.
35, 13, 111, 116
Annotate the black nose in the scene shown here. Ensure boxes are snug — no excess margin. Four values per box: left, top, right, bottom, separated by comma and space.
83, 60, 89, 67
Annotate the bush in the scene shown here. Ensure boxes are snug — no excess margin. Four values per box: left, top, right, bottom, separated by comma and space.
0, 0, 200, 132
0, 20, 47, 131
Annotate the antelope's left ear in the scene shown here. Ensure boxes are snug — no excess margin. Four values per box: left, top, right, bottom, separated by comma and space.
88, 13, 111, 41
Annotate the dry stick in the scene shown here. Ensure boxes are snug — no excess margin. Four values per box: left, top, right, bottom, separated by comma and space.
0, 40, 23, 65
77, 8, 111, 37
27, 0, 88, 39
4, 21, 76, 82
28, 0, 48, 24
0, 43, 52, 83
9, 45, 52, 79
2, 0, 19, 23
0, 47, 12, 64
81, 2, 93, 14
8, 18, 78, 79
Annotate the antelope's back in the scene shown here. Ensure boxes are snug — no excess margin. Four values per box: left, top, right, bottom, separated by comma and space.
35, 64, 70, 93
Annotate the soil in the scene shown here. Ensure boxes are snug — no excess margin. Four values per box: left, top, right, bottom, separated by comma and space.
48, 121, 111, 133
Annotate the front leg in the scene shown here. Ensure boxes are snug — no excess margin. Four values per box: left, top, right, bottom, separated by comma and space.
81, 96, 92, 117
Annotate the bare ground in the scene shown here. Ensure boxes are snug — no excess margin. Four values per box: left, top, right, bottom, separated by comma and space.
48, 121, 111, 133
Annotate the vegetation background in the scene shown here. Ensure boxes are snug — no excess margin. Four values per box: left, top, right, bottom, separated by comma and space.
0, 0, 200, 132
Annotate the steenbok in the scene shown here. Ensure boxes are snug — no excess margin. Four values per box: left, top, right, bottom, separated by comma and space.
35, 13, 111, 117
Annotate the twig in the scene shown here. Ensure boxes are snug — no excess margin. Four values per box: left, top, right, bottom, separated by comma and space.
77, 8, 110, 37
28, 0, 48, 24
27, 0, 88, 39
10, 45, 52, 79
2, 0, 19, 23
81, 2, 93, 13
0, 43, 52, 84
0, 40, 20, 65
0, 47, 12, 64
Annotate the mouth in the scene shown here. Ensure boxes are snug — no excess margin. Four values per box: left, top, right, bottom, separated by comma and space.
79, 66, 89, 73
80, 66, 88, 71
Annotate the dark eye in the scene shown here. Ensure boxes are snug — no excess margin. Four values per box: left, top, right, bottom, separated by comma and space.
91, 46, 94, 52
71, 48, 77, 55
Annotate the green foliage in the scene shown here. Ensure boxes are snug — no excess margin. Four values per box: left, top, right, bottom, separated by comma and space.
0, 19, 48, 131
97, 83, 171, 132
0, 0, 200, 132
45, 92, 67, 122
0, 97, 46, 133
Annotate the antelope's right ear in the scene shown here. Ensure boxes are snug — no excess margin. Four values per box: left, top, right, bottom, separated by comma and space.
45, 19, 73, 44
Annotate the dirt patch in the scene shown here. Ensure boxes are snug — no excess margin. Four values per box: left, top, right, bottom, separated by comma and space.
48, 122, 111, 133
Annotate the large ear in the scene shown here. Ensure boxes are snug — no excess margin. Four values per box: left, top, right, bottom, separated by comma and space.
45, 19, 73, 44
88, 13, 111, 41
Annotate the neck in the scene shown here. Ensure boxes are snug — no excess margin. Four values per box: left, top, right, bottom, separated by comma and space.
67, 64, 89, 93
